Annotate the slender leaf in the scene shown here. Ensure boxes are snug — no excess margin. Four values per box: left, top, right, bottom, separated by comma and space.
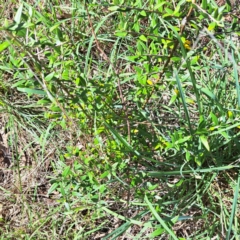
144, 195, 178, 240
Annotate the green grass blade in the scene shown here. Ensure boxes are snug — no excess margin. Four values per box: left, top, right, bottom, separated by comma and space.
147, 165, 237, 177
102, 207, 143, 226
174, 70, 193, 134
232, 50, 240, 108
168, 22, 202, 115
226, 171, 240, 240
104, 121, 140, 156
84, 10, 117, 75
144, 195, 178, 240
102, 221, 132, 240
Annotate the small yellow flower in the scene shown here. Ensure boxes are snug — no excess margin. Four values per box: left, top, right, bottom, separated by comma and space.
174, 89, 179, 96
209, 127, 215, 131
227, 110, 233, 119
184, 40, 191, 50
147, 79, 153, 85
133, 129, 139, 134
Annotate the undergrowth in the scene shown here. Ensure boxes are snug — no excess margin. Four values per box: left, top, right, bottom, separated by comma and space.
0, 0, 239, 239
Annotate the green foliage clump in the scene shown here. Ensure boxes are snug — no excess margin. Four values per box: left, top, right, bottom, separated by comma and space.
0, 0, 239, 239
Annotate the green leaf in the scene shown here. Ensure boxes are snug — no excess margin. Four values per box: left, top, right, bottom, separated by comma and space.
147, 165, 236, 177
201, 0, 207, 9
14, 3, 23, 24
226, 173, 240, 240
191, 55, 200, 65
47, 182, 59, 195
102, 207, 143, 226
169, 94, 178, 106
0, 41, 10, 52
208, 22, 216, 31
210, 112, 219, 125
176, 179, 184, 187
62, 70, 69, 80
138, 75, 147, 85
50, 23, 60, 32
17, 88, 47, 96
148, 228, 165, 238
57, 28, 64, 41
145, 195, 178, 240
100, 171, 109, 179
174, 71, 193, 134
171, 57, 181, 62
133, 22, 140, 32
139, 35, 147, 42
104, 122, 141, 157
140, 10, 147, 17
198, 86, 216, 100
62, 166, 71, 177
175, 136, 191, 145
232, 52, 240, 107
108, 6, 119, 11
154, 2, 166, 11
200, 135, 210, 151
11, 80, 26, 88
115, 31, 127, 37
45, 72, 55, 81
37, 99, 51, 106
